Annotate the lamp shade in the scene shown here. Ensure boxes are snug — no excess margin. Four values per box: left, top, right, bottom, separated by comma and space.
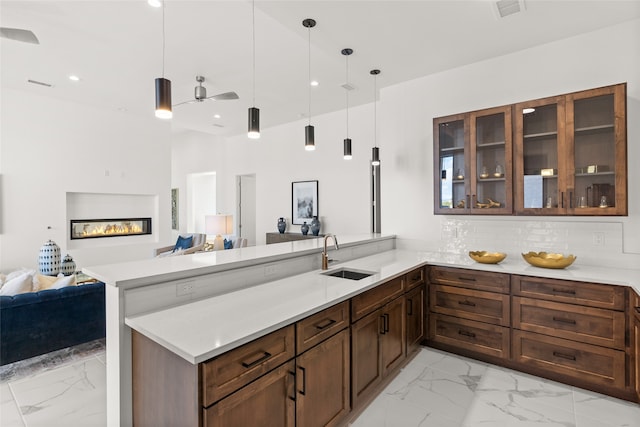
155, 77, 172, 119
371, 146, 380, 166
205, 215, 233, 236
305, 125, 315, 150
343, 138, 352, 159
248, 107, 260, 139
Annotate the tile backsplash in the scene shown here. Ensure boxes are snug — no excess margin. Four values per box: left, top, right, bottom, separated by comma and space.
437, 218, 636, 269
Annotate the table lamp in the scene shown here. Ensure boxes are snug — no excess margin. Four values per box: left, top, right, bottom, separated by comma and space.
205, 214, 233, 251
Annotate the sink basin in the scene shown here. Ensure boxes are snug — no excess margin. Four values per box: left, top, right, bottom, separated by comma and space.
322, 268, 375, 281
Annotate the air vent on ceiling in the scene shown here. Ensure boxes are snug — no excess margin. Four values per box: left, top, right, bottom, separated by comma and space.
341, 83, 355, 91
493, 0, 526, 19
27, 79, 53, 87
212, 123, 224, 128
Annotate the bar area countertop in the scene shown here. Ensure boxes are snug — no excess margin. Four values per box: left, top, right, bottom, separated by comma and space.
125, 248, 640, 364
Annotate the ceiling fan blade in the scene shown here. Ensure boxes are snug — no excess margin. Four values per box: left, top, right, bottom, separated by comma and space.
172, 99, 198, 107
207, 92, 239, 101
0, 27, 39, 44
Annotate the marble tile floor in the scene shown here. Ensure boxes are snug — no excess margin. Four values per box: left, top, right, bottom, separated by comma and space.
1, 342, 638, 427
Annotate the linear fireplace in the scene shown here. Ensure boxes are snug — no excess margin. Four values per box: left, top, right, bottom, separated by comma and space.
70, 218, 152, 240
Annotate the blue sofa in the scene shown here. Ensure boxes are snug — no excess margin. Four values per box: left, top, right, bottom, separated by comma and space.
0, 282, 106, 365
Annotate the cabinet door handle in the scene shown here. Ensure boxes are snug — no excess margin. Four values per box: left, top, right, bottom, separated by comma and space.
314, 318, 336, 330
241, 351, 272, 368
297, 366, 306, 396
553, 351, 576, 361
561, 192, 565, 208
552, 288, 576, 295
569, 191, 574, 209
458, 299, 476, 307
379, 315, 386, 335
457, 276, 476, 282
384, 313, 390, 333
458, 329, 476, 339
635, 307, 640, 314
288, 371, 296, 401
407, 299, 413, 316
411, 272, 422, 282
552, 316, 576, 325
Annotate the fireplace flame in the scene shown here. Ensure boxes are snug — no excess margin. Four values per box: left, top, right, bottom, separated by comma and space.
81, 222, 143, 237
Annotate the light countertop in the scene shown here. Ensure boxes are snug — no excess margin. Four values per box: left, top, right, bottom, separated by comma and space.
126, 249, 640, 365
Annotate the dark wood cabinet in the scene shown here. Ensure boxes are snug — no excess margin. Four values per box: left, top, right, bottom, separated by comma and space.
406, 284, 426, 355
633, 291, 640, 402
514, 83, 627, 215
295, 329, 350, 427
434, 83, 628, 216
434, 106, 513, 214
203, 361, 296, 427
381, 296, 406, 376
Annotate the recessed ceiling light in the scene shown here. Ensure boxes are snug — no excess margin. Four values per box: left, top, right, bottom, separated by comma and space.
68, 75, 80, 82
310, 80, 319, 87
213, 114, 221, 119
147, 0, 162, 7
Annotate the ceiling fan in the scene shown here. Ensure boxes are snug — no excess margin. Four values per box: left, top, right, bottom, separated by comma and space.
173, 76, 239, 107
0, 27, 39, 44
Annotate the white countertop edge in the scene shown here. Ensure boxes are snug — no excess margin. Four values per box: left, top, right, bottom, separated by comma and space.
83, 233, 395, 289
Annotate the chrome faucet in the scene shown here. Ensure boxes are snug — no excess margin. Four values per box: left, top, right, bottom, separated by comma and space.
322, 234, 339, 270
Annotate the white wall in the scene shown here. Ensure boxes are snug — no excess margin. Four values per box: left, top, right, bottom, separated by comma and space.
0, 88, 172, 271
218, 103, 375, 245
382, 19, 640, 268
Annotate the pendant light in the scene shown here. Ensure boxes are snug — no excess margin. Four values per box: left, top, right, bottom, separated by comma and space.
248, 0, 260, 139
154, 0, 172, 119
370, 69, 381, 165
342, 48, 353, 160
303, 18, 316, 151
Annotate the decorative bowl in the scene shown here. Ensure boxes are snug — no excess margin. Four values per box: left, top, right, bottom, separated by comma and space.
522, 251, 577, 269
468, 251, 507, 264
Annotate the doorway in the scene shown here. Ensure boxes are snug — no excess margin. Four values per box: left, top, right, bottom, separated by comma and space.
237, 174, 256, 246
187, 172, 216, 233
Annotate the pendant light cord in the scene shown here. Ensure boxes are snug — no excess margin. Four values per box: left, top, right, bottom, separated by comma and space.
252, 0, 256, 107
161, 0, 166, 77
373, 73, 377, 149
346, 54, 349, 138
308, 25, 311, 126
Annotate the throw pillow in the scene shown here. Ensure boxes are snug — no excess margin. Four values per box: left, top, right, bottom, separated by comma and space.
224, 238, 233, 250
0, 272, 34, 296
173, 235, 193, 252
33, 274, 60, 291
50, 274, 77, 289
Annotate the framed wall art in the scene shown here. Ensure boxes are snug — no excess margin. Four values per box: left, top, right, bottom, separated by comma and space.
292, 180, 318, 225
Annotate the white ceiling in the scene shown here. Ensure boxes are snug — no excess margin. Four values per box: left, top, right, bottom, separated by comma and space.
2, 0, 639, 137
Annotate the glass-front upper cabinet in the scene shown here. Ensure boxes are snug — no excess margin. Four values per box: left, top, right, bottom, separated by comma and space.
434, 106, 512, 214
514, 83, 627, 216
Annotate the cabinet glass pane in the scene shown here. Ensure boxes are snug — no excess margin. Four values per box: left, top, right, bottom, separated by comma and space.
573, 94, 616, 208
522, 105, 558, 209
475, 113, 506, 209
439, 120, 465, 209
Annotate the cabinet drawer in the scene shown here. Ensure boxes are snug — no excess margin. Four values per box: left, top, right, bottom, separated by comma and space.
351, 277, 405, 321
429, 313, 510, 359
201, 325, 295, 407
430, 284, 510, 326
429, 266, 510, 294
512, 275, 625, 310
513, 297, 626, 349
296, 301, 349, 354
512, 330, 626, 389
405, 267, 425, 291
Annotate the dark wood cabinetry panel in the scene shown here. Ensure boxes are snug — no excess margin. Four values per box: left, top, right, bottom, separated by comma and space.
430, 284, 510, 326
351, 276, 405, 321
296, 301, 349, 354
201, 325, 295, 407
203, 361, 295, 427
406, 284, 426, 354
296, 329, 350, 427
429, 313, 510, 359
405, 267, 426, 291
351, 308, 383, 405
381, 296, 407, 376
633, 291, 640, 402
429, 265, 510, 294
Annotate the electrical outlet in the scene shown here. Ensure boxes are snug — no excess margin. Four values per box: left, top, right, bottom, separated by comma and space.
265, 264, 278, 276
176, 281, 195, 296
593, 232, 605, 246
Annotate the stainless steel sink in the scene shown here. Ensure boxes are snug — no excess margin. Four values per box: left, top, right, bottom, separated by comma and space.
322, 268, 375, 281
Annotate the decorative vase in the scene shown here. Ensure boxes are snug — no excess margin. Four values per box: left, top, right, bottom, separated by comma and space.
38, 240, 61, 276
277, 217, 286, 234
310, 216, 321, 236
60, 254, 76, 276
301, 222, 309, 235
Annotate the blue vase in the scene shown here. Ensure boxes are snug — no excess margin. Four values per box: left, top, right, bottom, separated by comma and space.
277, 217, 286, 234
301, 222, 309, 235
310, 216, 321, 236
60, 254, 76, 276
38, 240, 61, 276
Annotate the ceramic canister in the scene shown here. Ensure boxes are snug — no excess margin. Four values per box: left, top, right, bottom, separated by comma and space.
38, 240, 61, 276
60, 254, 76, 276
